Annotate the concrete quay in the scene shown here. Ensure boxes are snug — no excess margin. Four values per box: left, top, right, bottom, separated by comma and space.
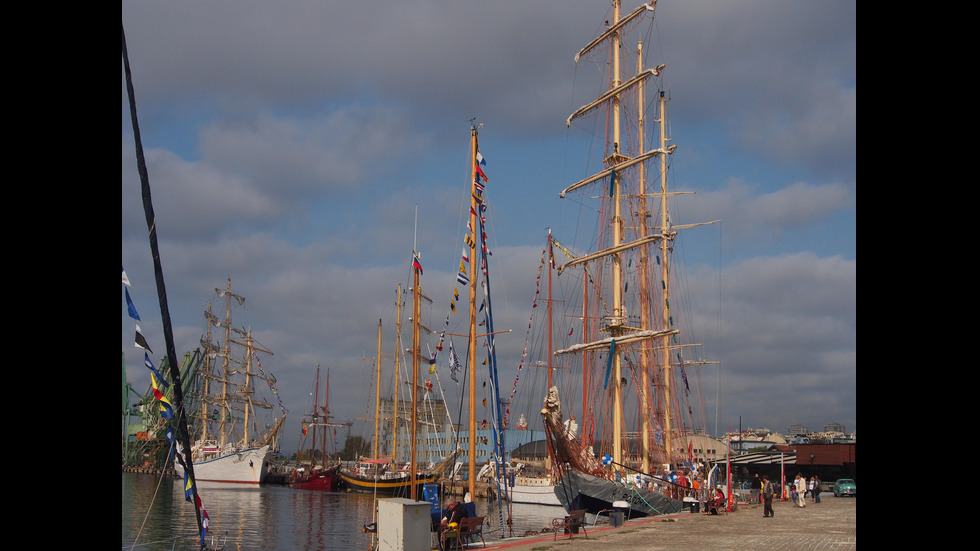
477, 496, 856, 551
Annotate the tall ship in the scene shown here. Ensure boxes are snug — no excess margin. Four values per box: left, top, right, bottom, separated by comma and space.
175, 279, 286, 485
339, 281, 447, 497
541, 0, 716, 518
289, 365, 343, 491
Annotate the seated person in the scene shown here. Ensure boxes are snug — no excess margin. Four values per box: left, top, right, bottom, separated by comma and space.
439, 498, 469, 549
705, 488, 726, 513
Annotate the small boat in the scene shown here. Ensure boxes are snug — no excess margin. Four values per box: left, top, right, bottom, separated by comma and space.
508, 473, 562, 507
339, 271, 440, 498
175, 279, 286, 485
339, 459, 438, 496
289, 365, 343, 491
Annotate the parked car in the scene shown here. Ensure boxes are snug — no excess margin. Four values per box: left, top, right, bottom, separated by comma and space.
832, 478, 856, 497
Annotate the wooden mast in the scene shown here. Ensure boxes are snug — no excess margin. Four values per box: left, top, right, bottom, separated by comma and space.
200, 303, 213, 444
321, 367, 329, 463
243, 328, 253, 445
467, 124, 479, 499
244, 327, 274, 446
392, 285, 403, 463
373, 319, 382, 461
636, 40, 653, 474
609, 0, 625, 475
312, 366, 320, 464
410, 253, 421, 499
547, 230, 554, 390
581, 267, 589, 456
219, 279, 233, 448
657, 87, 674, 467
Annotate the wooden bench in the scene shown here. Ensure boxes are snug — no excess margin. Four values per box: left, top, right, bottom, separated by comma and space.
442, 516, 485, 550
551, 509, 588, 541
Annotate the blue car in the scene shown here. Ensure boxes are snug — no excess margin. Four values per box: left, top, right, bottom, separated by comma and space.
832, 478, 856, 497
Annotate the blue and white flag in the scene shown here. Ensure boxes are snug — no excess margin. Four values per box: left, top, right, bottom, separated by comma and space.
144, 352, 169, 389
125, 288, 141, 321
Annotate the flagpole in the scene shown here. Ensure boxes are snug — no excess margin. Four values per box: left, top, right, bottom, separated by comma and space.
467, 124, 479, 500
411, 250, 421, 499
123, 21, 203, 543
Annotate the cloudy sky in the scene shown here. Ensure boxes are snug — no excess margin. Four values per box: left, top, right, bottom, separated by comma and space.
122, 0, 855, 455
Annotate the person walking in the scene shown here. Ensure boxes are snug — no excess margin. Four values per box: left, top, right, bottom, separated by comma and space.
794, 474, 806, 508
762, 475, 775, 517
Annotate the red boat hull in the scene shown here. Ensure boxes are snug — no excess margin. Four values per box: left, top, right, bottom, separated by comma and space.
289, 468, 340, 492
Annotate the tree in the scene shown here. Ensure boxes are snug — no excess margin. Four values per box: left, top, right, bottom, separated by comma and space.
341, 435, 370, 461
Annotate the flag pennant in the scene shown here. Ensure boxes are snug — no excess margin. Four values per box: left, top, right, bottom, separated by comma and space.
144, 353, 169, 389
151, 372, 175, 418
476, 151, 486, 166
158, 398, 175, 419
150, 371, 164, 399
412, 254, 423, 275
125, 288, 141, 321
135, 325, 153, 354
122, 266, 132, 287
448, 340, 462, 384
185, 476, 196, 502
201, 510, 210, 548
475, 164, 489, 182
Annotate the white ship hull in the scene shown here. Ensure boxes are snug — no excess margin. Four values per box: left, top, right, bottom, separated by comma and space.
174, 445, 271, 485
509, 476, 562, 506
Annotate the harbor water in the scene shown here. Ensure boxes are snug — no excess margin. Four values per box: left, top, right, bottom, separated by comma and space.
122, 472, 568, 550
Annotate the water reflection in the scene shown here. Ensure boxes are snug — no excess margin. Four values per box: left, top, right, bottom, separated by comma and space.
123, 473, 569, 550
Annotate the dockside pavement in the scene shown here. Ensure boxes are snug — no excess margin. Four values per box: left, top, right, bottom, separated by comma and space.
469, 495, 855, 551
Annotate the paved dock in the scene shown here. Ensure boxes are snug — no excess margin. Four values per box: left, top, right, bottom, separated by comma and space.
473, 496, 855, 551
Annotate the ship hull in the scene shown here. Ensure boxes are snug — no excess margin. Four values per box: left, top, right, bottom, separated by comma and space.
290, 467, 340, 491
554, 469, 686, 517
338, 471, 436, 497
174, 445, 271, 485
509, 476, 562, 506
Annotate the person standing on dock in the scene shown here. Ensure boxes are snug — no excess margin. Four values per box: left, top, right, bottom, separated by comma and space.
762, 475, 775, 517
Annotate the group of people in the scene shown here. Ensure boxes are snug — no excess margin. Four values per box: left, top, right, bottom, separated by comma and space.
747, 473, 820, 517
790, 473, 821, 507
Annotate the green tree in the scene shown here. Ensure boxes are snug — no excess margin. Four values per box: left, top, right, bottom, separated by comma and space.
341, 435, 370, 461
